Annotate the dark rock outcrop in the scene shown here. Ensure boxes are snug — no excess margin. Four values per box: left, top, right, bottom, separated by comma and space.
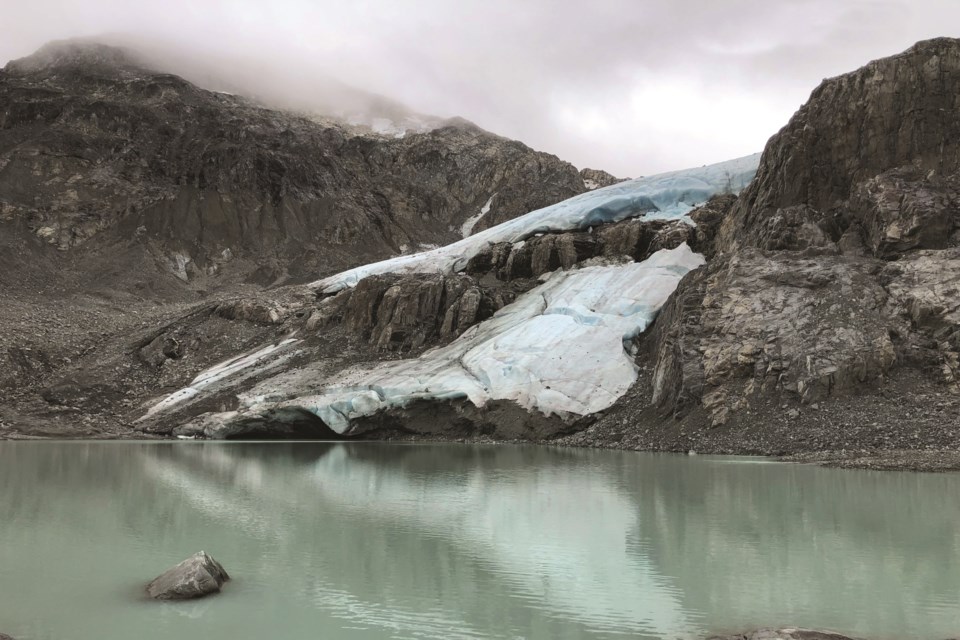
580, 167, 625, 189
465, 217, 693, 281
306, 215, 698, 355
649, 38, 960, 431
215, 299, 288, 325
146, 551, 229, 600
720, 37, 960, 256
322, 272, 513, 351
687, 194, 737, 259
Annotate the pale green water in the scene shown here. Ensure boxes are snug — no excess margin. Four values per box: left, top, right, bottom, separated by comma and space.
1, 443, 958, 640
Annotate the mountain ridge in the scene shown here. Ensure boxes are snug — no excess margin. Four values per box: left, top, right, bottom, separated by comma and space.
0, 39, 593, 287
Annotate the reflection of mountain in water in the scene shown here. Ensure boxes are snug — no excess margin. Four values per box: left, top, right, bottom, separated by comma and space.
620, 458, 960, 638
3, 443, 960, 640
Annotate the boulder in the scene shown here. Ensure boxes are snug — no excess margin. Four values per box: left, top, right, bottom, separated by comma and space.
215, 299, 287, 325
580, 167, 626, 190
138, 334, 184, 368
146, 551, 230, 600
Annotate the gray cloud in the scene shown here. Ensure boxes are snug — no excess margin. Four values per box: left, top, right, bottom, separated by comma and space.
2, 0, 958, 176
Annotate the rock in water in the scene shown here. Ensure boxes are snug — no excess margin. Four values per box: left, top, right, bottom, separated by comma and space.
146, 551, 230, 600
707, 630, 859, 640
0, 633, 16, 640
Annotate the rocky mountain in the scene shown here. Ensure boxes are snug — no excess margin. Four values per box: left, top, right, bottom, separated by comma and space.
0, 39, 593, 434
572, 37, 960, 464
3, 38, 960, 470
0, 40, 587, 285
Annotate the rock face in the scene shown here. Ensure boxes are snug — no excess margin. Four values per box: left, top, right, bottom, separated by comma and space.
464, 217, 692, 281
314, 272, 516, 352
146, 551, 230, 600
580, 167, 625, 190
307, 216, 696, 354
648, 38, 960, 433
0, 40, 586, 282
721, 37, 960, 254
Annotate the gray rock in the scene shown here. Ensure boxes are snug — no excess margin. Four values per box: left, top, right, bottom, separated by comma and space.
0, 633, 16, 640
316, 272, 518, 352
146, 551, 230, 600
138, 335, 184, 369
707, 629, 858, 640
215, 299, 287, 325
580, 167, 625, 189
464, 217, 690, 282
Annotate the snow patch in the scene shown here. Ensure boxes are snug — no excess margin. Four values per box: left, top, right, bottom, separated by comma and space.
461, 193, 496, 238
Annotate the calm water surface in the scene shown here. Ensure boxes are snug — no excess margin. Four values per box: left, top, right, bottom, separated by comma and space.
1, 442, 958, 640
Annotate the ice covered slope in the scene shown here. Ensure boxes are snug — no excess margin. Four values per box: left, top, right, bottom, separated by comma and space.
140, 338, 299, 420
246, 244, 705, 433
313, 153, 758, 294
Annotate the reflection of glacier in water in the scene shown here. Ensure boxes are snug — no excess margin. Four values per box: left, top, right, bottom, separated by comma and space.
3, 442, 960, 640
308, 445, 696, 637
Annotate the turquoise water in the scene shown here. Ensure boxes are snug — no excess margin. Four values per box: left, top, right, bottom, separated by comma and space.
1, 442, 958, 639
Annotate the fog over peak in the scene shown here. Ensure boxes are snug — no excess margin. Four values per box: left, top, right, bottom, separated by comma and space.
2, 0, 957, 176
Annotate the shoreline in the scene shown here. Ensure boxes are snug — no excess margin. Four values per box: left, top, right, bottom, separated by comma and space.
4, 429, 960, 472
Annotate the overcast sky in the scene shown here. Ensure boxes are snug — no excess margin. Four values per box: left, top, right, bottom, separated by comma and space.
2, 0, 958, 176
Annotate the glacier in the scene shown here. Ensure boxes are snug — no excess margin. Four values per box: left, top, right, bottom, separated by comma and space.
236, 244, 704, 433
313, 153, 758, 294
143, 153, 758, 432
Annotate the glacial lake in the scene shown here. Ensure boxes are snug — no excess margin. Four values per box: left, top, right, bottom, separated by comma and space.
1, 442, 958, 640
